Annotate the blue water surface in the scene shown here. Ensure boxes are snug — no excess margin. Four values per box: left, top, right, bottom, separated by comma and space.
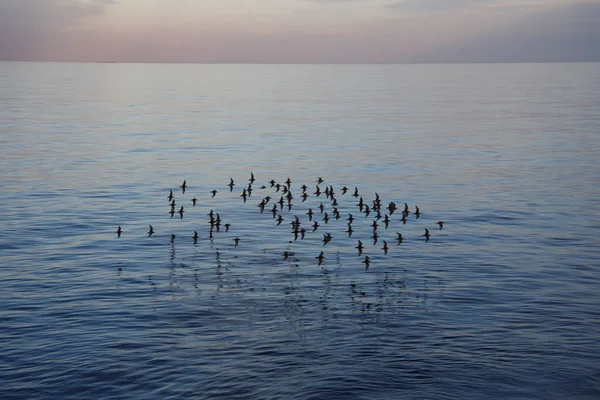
1, 62, 600, 399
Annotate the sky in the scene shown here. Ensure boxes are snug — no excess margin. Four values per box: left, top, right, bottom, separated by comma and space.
0, 0, 598, 63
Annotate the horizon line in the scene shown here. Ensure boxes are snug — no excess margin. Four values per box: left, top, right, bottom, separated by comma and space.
1, 60, 599, 65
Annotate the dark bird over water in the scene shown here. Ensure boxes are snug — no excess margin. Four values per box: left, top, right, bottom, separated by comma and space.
382, 240, 389, 255
191, 197, 197, 207
234, 238, 240, 247
148, 225, 154, 237
168, 189, 174, 201
362, 255, 370, 270
115, 226, 122, 238
249, 172, 255, 183
180, 180, 187, 194
228, 178, 235, 191
355, 240, 363, 256
312, 221, 319, 232
316, 251, 324, 266
423, 229, 430, 242
437, 221, 444, 230
396, 233, 404, 245
211, 189, 217, 198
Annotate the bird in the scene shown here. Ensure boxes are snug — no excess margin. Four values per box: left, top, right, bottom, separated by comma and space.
234, 238, 240, 247
323, 233, 332, 246
423, 229, 430, 242
193, 231, 199, 244
180, 180, 187, 194
191, 197, 197, 207
210, 189, 217, 198
228, 178, 235, 191
249, 172, 255, 183
381, 240, 389, 255
316, 251, 324, 266
396, 233, 404, 245
362, 256, 370, 270
355, 240, 363, 256
115, 226, 122, 238
224, 223, 231, 232
168, 189, 174, 201
437, 221, 444, 230
316, 177, 324, 184
178, 206, 184, 219
372, 232, 379, 245
147, 225, 154, 237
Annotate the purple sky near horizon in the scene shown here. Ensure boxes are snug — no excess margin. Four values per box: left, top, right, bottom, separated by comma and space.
0, 0, 599, 63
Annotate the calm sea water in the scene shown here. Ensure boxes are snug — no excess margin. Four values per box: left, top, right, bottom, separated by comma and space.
1, 62, 600, 399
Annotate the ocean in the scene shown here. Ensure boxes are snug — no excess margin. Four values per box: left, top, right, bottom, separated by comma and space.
1, 62, 599, 399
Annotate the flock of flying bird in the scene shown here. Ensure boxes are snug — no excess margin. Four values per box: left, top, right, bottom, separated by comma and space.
115, 173, 444, 270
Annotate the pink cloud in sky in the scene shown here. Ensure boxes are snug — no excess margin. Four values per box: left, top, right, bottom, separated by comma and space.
0, 0, 598, 63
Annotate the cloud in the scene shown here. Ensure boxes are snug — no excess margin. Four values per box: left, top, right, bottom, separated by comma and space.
387, 0, 497, 12
408, 1, 600, 62
0, 0, 597, 62
0, 0, 117, 60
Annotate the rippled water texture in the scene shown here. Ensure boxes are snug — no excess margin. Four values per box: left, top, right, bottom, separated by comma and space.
1, 62, 600, 399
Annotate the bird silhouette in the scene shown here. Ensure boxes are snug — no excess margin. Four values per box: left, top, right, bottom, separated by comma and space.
381, 240, 389, 255
316, 251, 324, 266
362, 256, 370, 270
423, 229, 430, 242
